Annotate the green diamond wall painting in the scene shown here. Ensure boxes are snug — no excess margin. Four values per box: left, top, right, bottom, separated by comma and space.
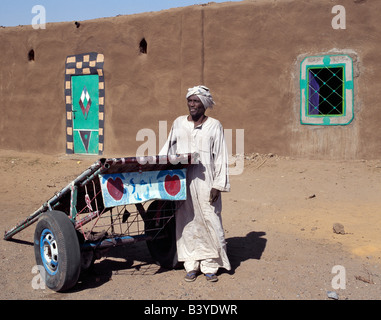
72, 75, 99, 154
64, 52, 105, 155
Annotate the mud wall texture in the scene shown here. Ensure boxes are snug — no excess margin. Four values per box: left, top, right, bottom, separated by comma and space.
0, 0, 380, 159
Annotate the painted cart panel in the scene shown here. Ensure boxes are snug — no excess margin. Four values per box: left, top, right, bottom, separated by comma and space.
100, 169, 187, 207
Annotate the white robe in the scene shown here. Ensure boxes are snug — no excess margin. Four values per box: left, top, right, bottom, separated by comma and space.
160, 115, 231, 271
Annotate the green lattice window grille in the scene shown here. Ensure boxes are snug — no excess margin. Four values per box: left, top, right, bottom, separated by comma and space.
300, 55, 354, 125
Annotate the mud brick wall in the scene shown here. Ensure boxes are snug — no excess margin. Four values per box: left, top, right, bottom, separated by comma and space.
0, 0, 380, 159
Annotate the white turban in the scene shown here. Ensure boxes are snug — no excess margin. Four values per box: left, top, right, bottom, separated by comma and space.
186, 85, 215, 109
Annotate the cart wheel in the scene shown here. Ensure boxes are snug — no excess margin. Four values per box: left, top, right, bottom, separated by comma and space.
145, 200, 177, 269
34, 210, 81, 292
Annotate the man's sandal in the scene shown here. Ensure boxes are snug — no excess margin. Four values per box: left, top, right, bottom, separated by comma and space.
205, 273, 218, 282
184, 270, 198, 282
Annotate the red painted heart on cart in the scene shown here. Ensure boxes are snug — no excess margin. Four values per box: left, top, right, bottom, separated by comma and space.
164, 174, 181, 196
106, 177, 124, 201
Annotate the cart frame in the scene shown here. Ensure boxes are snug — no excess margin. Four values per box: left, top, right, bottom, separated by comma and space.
4, 153, 197, 291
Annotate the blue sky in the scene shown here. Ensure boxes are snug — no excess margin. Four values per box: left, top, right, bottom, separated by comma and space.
1, 0, 241, 27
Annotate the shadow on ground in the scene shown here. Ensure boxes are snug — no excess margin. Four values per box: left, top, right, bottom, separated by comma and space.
226, 231, 267, 274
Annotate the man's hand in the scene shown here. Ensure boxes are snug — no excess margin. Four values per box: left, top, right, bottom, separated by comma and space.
209, 188, 221, 204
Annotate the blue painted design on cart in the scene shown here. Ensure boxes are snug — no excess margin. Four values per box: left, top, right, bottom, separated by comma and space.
99, 169, 186, 208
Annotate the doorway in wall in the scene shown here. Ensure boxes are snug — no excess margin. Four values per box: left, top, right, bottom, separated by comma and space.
71, 74, 99, 154
65, 52, 105, 155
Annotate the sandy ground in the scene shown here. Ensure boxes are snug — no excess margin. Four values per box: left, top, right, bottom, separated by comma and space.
0, 149, 380, 300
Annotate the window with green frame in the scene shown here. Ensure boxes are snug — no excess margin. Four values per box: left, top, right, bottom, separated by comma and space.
300, 55, 354, 125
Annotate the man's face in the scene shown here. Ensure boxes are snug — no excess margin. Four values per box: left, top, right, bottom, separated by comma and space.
187, 95, 205, 117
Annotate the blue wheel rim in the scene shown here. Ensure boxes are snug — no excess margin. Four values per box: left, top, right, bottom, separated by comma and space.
40, 228, 59, 275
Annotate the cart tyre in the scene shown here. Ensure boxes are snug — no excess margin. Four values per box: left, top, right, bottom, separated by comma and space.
34, 210, 81, 292
145, 200, 177, 269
